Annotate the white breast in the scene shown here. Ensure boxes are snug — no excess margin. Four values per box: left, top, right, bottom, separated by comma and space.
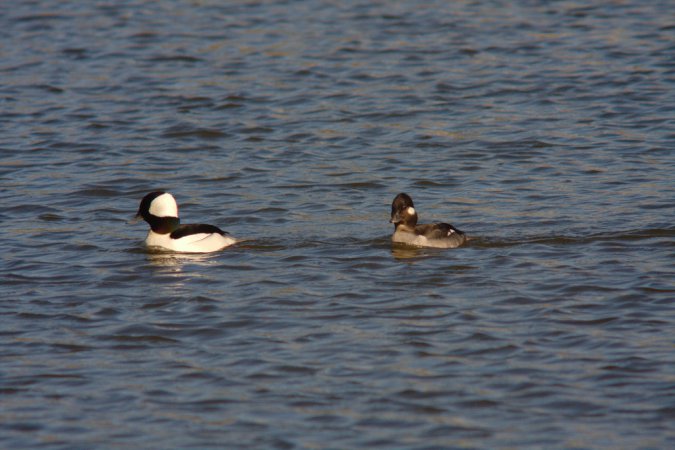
392, 231, 429, 247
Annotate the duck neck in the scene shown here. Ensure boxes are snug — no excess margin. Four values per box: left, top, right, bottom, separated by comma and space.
395, 220, 416, 233
146, 215, 180, 234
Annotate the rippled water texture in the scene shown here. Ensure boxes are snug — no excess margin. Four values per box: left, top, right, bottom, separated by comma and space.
1, 1, 674, 448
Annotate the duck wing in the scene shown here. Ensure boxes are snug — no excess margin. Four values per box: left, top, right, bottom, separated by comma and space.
170, 224, 228, 240
416, 222, 464, 239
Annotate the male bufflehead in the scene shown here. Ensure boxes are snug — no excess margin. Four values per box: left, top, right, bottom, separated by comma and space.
390, 193, 467, 249
135, 191, 236, 253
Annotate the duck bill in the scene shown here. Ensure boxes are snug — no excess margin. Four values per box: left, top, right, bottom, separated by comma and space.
128, 213, 141, 225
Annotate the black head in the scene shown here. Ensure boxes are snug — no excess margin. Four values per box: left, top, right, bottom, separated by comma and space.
134, 191, 180, 234
390, 192, 417, 226
136, 191, 167, 222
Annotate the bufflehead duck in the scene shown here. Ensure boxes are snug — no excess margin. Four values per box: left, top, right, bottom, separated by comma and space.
135, 191, 236, 253
390, 193, 467, 248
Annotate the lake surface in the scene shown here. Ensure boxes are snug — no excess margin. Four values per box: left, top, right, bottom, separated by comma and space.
1, 0, 674, 448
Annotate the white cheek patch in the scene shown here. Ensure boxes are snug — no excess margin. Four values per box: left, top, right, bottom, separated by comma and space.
150, 193, 179, 217
406, 207, 415, 215
447, 229, 455, 235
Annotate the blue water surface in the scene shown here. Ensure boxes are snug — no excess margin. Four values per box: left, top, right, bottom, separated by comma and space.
1, 1, 674, 448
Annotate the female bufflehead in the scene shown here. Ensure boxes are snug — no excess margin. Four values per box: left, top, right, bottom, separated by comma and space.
135, 191, 236, 253
390, 193, 467, 249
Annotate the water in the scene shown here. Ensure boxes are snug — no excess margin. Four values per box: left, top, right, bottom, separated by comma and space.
1, 0, 674, 448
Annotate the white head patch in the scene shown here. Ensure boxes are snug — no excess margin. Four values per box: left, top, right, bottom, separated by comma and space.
149, 193, 179, 218
406, 206, 416, 216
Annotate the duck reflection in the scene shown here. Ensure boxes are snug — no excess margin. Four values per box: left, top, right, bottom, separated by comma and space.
145, 249, 220, 273
390, 243, 442, 261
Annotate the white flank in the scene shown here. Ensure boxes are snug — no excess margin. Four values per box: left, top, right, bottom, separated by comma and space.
146, 230, 236, 253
